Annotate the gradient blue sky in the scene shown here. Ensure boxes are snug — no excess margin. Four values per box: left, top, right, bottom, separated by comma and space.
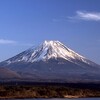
0, 0, 100, 64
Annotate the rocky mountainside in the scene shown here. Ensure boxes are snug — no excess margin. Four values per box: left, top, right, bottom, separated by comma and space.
0, 40, 100, 83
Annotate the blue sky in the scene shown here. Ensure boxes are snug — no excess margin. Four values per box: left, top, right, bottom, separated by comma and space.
0, 0, 100, 64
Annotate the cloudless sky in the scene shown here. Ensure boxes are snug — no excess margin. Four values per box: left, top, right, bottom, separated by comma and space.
0, 0, 100, 64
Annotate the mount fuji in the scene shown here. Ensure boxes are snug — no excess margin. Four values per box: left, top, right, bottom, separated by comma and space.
0, 40, 100, 83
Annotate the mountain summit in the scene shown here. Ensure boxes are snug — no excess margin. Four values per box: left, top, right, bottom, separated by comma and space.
3, 40, 94, 64
0, 40, 100, 83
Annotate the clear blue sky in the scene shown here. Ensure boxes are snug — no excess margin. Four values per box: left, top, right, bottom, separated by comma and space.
0, 0, 100, 64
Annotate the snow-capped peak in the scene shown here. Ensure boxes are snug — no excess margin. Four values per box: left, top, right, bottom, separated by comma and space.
37, 40, 85, 61
1, 40, 100, 82
6, 40, 91, 65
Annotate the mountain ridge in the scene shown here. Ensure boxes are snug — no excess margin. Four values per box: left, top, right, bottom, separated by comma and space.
0, 40, 100, 83
2, 40, 97, 65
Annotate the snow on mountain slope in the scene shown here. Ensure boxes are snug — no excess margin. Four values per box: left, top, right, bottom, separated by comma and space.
4, 40, 95, 66
0, 40, 100, 82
